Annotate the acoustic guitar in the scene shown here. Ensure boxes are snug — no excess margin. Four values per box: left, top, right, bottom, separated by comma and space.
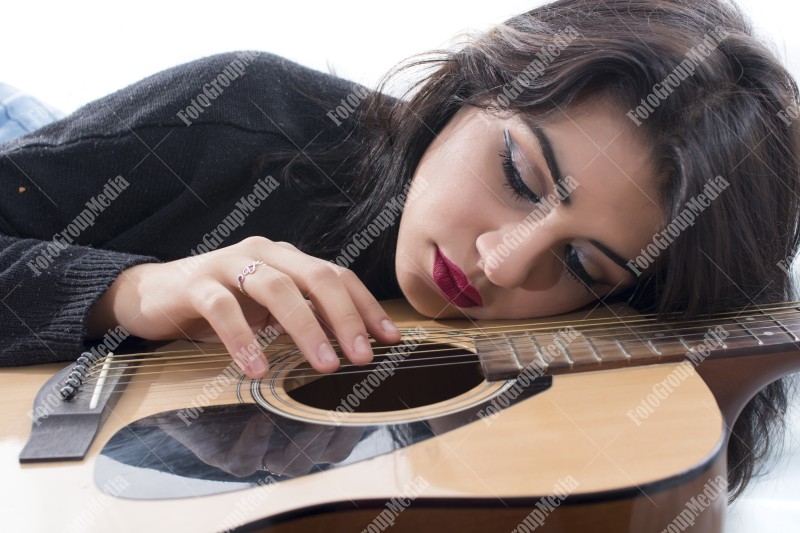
2, 298, 799, 532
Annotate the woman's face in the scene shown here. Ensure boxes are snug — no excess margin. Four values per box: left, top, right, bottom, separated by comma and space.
395, 97, 664, 320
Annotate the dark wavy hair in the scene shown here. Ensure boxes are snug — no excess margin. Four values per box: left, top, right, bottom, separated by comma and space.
252, 0, 800, 501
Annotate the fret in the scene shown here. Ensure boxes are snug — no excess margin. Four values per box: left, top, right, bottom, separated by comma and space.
708, 329, 728, 349
584, 336, 602, 363
584, 335, 629, 364
474, 333, 525, 380
554, 336, 574, 367
734, 318, 763, 345
528, 332, 549, 372
533, 331, 573, 370
679, 337, 693, 353
615, 339, 632, 360
773, 317, 800, 342
638, 327, 691, 361
503, 333, 524, 372
754, 314, 800, 346
646, 339, 662, 356
566, 333, 605, 366
476, 305, 800, 382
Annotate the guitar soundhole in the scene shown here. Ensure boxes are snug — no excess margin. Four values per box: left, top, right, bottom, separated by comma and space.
286, 343, 483, 412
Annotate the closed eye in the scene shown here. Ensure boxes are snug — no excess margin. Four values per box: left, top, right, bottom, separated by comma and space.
500, 129, 541, 204
564, 244, 599, 292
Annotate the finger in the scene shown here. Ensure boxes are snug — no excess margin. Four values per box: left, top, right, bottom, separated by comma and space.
252, 242, 400, 358
332, 266, 402, 345
253, 246, 386, 365
287, 263, 376, 365
240, 242, 393, 366
283, 299, 329, 336
305, 267, 402, 366
296, 258, 401, 344
238, 263, 342, 373
305, 299, 338, 340
265, 313, 285, 336
188, 277, 269, 378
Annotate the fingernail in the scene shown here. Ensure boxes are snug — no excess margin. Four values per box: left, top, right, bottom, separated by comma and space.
318, 342, 338, 364
247, 356, 268, 376
381, 319, 399, 335
354, 335, 372, 358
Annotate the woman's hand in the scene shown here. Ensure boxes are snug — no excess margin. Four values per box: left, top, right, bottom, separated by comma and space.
87, 236, 402, 378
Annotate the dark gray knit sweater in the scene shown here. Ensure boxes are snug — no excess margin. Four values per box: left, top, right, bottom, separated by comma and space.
0, 51, 400, 367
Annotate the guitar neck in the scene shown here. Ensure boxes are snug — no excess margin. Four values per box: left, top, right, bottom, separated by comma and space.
475, 304, 800, 381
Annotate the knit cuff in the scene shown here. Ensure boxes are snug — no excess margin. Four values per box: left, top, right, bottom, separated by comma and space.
3, 244, 160, 367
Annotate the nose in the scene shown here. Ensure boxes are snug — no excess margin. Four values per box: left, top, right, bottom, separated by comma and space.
476, 219, 563, 290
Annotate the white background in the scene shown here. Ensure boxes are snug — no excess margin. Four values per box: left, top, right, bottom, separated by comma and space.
3, 1, 800, 530
6, 0, 799, 115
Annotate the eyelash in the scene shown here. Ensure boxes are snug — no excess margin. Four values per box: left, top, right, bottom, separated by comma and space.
565, 244, 597, 292
499, 147, 541, 204
499, 136, 597, 292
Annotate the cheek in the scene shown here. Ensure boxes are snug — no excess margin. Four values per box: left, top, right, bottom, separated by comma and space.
404, 170, 474, 232
433, 160, 501, 218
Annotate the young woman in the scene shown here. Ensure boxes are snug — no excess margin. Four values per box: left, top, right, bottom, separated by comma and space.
1, 0, 797, 500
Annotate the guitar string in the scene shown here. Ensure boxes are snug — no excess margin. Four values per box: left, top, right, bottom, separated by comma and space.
68, 359, 495, 401
78, 302, 800, 373
98, 299, 800, 354
65, 327, 761, 401
73, 312, 800, 390
72, 303, 800, 403
95, 300, 800, 365
69, 319, 800, 398
76, 308, 800, 376
81, 314, 800, 378
70, 347, 484, 393
75, 320, 794, 384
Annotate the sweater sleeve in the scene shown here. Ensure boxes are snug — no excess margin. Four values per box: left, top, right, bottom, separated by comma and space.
0, 234, 159, 366
0, 51, 365, 367
0, 54, 229, 367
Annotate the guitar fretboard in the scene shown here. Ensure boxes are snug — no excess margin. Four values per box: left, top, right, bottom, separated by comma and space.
474, 306, 800, 381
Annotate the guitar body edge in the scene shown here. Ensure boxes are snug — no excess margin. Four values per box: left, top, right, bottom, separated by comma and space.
243, 450, 727, 533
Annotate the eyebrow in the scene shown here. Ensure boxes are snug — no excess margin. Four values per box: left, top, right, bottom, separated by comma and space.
524, 119, 570, 205
521, 119, 639, 279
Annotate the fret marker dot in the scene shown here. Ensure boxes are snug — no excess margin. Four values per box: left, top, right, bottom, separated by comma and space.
745, 317, 755, 321
655, 333, 665, 337
764, 331, 774, 336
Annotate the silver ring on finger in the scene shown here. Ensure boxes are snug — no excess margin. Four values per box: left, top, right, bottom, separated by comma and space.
237, 260, 266, 297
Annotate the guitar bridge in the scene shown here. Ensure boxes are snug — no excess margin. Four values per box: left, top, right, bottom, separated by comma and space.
19, 351, 136, 463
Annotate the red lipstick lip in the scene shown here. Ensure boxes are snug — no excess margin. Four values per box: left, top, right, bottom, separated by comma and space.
432, 245, 484, 308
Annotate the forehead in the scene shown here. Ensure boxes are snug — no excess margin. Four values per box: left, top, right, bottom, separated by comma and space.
540, 98, 664, 233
